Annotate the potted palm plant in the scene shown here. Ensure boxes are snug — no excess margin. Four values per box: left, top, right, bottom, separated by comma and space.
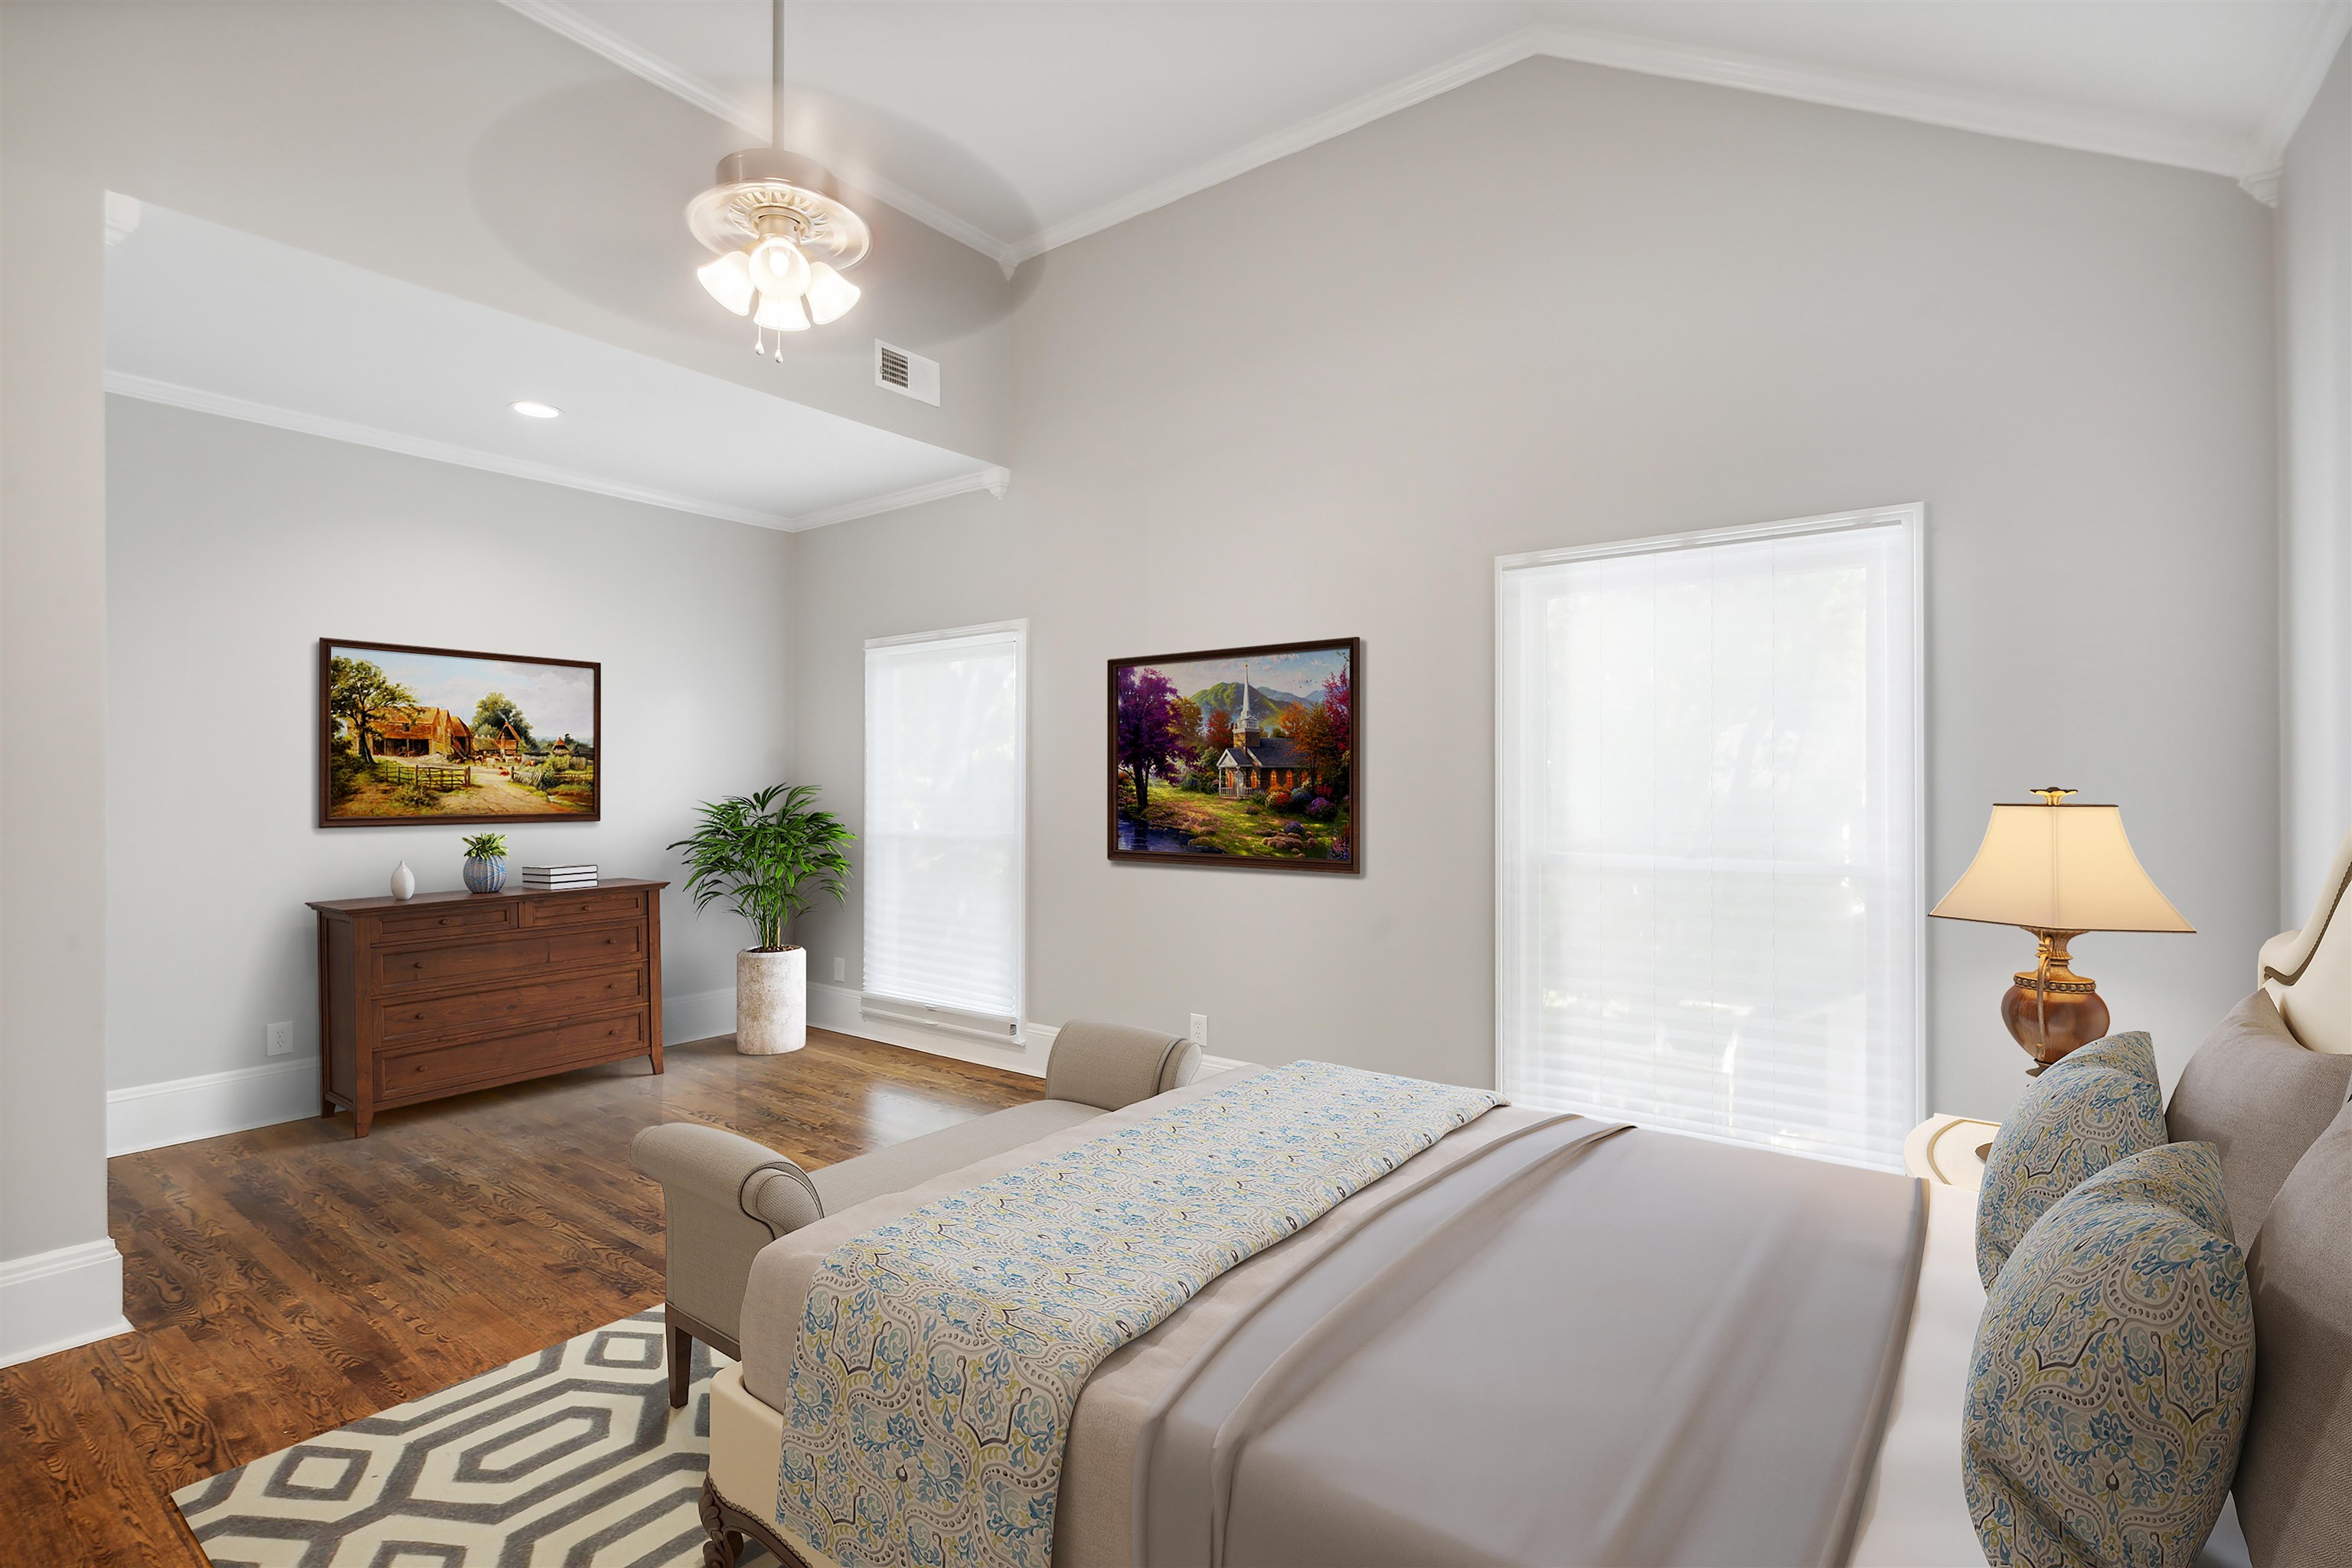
670, 782, 854, 1055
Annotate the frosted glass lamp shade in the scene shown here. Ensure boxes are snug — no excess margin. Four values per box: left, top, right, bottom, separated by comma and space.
755, 291, 808, 332
803, 261, 861, 325
747, 237, 810, 299
1932, 802, 2192, 933
697, 250, 755, 315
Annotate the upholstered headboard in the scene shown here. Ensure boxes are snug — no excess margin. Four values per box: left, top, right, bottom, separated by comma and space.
2261, 825, 2351, 1055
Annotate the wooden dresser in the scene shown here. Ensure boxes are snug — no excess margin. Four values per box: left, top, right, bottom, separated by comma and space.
309, 878, 665, 1136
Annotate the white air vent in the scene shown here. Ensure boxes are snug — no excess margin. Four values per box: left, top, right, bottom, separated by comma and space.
874, 340, 941, 406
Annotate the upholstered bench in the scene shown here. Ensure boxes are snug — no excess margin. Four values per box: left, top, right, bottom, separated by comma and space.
629, 1020, 1203, 1406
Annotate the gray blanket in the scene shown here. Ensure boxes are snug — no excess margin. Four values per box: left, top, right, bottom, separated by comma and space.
1135, 1121, 1926, 1567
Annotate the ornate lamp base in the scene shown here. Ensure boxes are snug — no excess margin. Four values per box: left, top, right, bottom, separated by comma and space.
2001, 929, 2110, 1070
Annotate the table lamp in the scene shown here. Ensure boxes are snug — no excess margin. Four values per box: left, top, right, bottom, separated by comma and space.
1930, 788, 2193, 1071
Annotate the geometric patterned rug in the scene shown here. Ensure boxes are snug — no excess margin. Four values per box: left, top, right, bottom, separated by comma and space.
172, 1308, 776, 1566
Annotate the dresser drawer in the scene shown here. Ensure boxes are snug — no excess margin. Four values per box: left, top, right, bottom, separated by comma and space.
377, 966, 646, 1045
521, 890, 643, 929
377, 923, 645, 991
375, 1011, 648, 1100
377, 902, 518, 940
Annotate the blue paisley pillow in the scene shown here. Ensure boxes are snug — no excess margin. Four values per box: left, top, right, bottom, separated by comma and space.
1964, 1142, 2253, 1568
1977, 1031, 2166, 1288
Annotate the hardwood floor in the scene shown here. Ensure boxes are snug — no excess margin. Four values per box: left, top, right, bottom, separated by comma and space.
0, 1028, 1038, 1565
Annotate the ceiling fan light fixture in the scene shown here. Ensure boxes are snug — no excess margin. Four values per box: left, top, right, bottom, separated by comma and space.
803, 260, 861, 325
685, 2, 867, 341
696, 249, 756, 315
747, 234, 811, 299
755, 290, 809, 332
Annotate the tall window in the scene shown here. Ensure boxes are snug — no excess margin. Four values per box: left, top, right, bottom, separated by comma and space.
1497, 508, 1921, 1171
863, 622, 1026, 1044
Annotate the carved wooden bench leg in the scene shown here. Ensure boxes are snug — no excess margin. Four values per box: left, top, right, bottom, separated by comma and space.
699, 1476, 744, 1566
700, 1475, 809, 1568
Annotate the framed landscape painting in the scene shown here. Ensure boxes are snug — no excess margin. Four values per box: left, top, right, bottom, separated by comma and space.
1108, 637, 1358, 872
318, 639, 600, 827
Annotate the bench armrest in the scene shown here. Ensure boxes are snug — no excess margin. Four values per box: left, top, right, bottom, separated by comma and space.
630, 1122, 822, 1347
1044, 1020, 1201, 1111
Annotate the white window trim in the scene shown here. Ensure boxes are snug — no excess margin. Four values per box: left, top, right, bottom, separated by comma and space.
1493, 503, 1927, 1161
861, 617, 1029, 1045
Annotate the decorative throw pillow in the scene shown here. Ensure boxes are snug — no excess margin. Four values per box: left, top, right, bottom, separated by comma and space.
2231, 1093, 2352, 1565
1964, 1142, 2253, 1568
2165, 990, 2352, 1243
1977, 1031, 2167, 1288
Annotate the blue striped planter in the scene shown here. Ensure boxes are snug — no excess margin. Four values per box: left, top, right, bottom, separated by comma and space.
462, 856, 507, 894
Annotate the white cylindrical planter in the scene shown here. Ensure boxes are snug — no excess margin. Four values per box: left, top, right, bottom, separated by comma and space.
736, 947, 807, 1056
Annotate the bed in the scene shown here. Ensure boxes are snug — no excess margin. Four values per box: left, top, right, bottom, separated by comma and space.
694, 1073, 1984, 1568
677, 830, 2352, 1568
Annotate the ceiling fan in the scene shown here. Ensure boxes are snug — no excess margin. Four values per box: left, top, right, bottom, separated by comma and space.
687, 0, 867, 357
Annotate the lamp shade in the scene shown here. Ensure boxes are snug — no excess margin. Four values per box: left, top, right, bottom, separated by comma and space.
1931, 802, 2193, 933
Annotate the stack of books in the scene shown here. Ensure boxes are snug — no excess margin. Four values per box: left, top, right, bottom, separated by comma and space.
522, 864, 599, 890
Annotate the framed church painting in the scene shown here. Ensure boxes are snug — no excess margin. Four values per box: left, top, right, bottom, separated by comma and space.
318, 639, 601, 827
1107, 637, 1359, 872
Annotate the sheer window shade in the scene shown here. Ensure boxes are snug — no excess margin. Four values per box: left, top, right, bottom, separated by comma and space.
863, 624, 1025, 1040
1497, 509, 1922, 1171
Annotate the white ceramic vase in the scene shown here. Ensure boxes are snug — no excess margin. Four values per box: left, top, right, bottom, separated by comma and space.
390, 861, 416, 901
737, 946, 807, 1055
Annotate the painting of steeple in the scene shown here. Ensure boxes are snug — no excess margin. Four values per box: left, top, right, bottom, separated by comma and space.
1109, 638, 1358, 872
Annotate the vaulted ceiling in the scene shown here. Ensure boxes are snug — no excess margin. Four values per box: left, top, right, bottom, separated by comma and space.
512, 0, 2352, 269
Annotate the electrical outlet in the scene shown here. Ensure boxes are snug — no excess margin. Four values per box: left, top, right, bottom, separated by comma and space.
832, 956, 847, 983
266, 1021, 293, 1057
1188, 1014, 1208, 1050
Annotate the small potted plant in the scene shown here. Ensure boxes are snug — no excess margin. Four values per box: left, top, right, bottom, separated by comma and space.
461, 831, 509, 893
671, 783, 853, 1055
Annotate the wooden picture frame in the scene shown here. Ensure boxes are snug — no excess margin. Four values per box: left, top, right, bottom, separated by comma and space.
318, 638, 602, 828
1108, 637, 1359, 873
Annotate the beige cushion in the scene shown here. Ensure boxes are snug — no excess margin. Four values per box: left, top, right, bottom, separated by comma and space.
1043, 1019, 1199, 1111
2167, 991, 2352, 1243
2234, 1093, 2352, 1565
808, 1098, 1103, 1214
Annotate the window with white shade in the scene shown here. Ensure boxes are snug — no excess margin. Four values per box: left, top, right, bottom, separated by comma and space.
863, 622, 1026, 1044
1496, 508, 1922, 1171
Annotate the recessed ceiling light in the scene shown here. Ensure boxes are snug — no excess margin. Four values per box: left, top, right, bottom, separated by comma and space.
511, 400, 561, 419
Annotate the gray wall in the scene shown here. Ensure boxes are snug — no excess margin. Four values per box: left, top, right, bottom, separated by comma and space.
103, 397, 796, 1092
2279, 35, 2352, 925
0, 0, 1000, 1281
792, 57, 2281, 1122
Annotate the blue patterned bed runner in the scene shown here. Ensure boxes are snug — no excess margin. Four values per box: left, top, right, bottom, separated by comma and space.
773, 1059, 1502, 1568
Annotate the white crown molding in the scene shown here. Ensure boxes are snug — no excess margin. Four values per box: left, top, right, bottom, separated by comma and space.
497, 0, 1022, 273
789, 464, 1011, 531
1008, 27, 1551, 263
509, 0, 2327, 266
1013, 22, 2294, 261
2254, 1, 2352, 164
106, 371, 797, 531
103, 191, 142, 247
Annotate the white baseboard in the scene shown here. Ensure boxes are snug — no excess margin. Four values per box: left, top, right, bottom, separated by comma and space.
105, 988, 739, 1157
107, 1058, 322, 1157
665, 985, 738, 1047
1199, 1054, 1255, 1076
808, 981, 1050, 1077
102, 991, 1230, 1160
0, 1238, 133, 1367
